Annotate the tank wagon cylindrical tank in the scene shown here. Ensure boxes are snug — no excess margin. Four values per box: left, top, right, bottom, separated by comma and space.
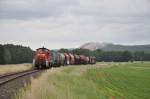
68, 53, 75, 65
56, 52, 61, 67
51, 51, 57, 67
74, 54, 80, 65
79, 55, 87, 64
85, 56, 90, 64
59, 53, 65, 66
51, 51, 61, 67
64, 53, 70, 65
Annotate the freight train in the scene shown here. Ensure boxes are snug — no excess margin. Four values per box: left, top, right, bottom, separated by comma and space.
33, 47, 96, 69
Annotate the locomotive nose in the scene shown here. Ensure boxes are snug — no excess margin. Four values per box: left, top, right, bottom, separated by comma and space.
37, 53, 46, 60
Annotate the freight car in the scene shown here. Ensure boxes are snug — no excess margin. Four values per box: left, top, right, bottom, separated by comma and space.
85, 56, 90, 64
74, 54, 80, 65
52, 51, 64, 67
68, 53, 75, 65
79, 55, 87, 64
51, 51, 59, 67
59, 53, 65, 66
64, 53, 70, 65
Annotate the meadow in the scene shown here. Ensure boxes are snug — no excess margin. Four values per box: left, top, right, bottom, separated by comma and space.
0, 64, 33, 75
15, 62, 150, 99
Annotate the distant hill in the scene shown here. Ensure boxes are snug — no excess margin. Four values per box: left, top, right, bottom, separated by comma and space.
80, 42, 150, 52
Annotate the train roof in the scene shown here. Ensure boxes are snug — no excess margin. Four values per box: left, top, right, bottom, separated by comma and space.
36, 47, 50, 51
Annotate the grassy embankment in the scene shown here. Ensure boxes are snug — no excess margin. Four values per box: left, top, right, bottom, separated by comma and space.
0, 64, 33, 75
15, 62, 150, 99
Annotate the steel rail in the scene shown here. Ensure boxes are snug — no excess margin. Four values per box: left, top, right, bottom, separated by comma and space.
0, 69, 39, 86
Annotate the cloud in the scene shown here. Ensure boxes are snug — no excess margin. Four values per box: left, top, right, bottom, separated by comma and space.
0, 0, 150, 49
0, 0, 78, 19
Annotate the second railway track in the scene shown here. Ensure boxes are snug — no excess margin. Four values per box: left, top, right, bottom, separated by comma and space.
0, 69, 40, 86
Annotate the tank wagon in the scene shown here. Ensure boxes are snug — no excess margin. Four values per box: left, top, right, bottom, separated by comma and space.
59, 53, 65, 66
74, 55, 80, 65
68, 53, 75, 65
51, 51, 57, 66
79, 55, 87, 64
85, 56, 90, 64
33, 47, 96, 69
64, 53, 70, 65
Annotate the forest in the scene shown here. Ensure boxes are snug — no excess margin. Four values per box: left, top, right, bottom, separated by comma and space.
0, 44, 34, 64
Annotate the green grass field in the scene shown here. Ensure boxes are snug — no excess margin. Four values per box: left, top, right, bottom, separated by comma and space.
15, 62, 150, 99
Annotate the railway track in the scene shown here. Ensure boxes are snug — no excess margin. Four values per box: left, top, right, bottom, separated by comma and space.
0, 69, 40, 86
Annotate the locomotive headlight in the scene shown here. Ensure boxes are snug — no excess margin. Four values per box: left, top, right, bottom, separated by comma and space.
37, 53, 47, 60
37, 53, 41, 56
41, 54, 45, 57
37, 53, 45, 57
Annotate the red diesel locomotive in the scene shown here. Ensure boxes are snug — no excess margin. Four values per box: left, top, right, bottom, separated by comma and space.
33, 48, 52, 69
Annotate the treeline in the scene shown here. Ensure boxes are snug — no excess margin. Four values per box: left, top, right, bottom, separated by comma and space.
0, 44, 34, 64
59, 48, 150, 62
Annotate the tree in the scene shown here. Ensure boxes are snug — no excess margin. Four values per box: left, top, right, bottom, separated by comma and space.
0, 45, 4, 64
121, 51, 132, 62
0, 44, 34, 64
58, 48, 69, 53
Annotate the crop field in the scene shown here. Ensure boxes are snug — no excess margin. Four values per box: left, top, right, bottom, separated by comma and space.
0, 64, 33, 75
15, 62, 150, 99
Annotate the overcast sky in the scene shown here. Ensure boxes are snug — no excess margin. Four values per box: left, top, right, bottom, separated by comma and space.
0, 0, 150, 50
